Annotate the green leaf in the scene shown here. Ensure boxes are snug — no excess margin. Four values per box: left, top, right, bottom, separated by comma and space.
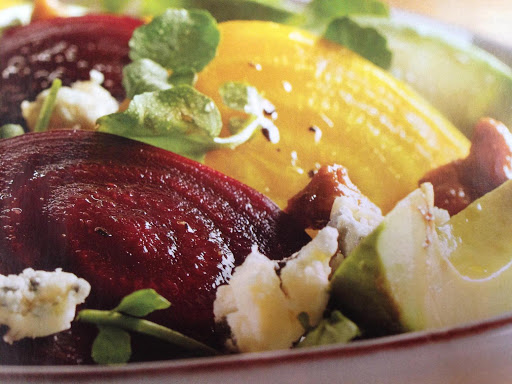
219, 82, 280, 143
0, 124, 24, 139
34, 78, 62, 133
213, 115, 261, 149
324, 17, 392, 69
297, 311, 360, 348
78, 309, 218, 358
114, 289, 171, 318
139, 0, 302, 24
101, 0, 128, 13
98, 83, 273, 160
123, 59, 172, 99
169, 68, 198, 86
219, 82, 253, 112
227, 116, 248, 134
303, 0, 388, 32
219, 82, 276, 121
97, 85, 222, 161
91, 326, 132, 365
129, 8, 220, 73
307, 0, 388, 21
297, 312, 312, 332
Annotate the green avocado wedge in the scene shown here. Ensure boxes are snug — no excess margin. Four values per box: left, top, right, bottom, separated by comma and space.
330, 180, 512, 336
354, 15, 512, 137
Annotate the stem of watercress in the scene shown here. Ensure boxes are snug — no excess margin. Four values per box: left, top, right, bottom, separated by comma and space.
77, 309, 218, 356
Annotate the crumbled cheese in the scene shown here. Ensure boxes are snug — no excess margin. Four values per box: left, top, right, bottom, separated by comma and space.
213, 226, 338, 353
0, 268, 90, 344
21, 70, 119, 131
329, 193, 384, 263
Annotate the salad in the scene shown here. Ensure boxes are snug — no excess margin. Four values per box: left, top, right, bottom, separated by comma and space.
0, 0, 512, 366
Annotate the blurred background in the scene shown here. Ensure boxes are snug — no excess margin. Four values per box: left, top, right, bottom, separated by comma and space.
3, 0, 511, 49
386, 0, 512, 48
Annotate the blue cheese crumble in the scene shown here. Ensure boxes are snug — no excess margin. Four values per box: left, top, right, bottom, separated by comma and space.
213, 226, 338, 352
328, 193, 384, 266
0, 268, 90, 344
21, 70, 119, 131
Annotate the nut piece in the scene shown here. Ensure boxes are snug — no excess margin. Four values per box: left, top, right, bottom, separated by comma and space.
420, 118, 512, 215
286, 164, 370, 229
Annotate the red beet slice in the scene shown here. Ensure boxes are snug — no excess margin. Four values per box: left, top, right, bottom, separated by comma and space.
0, 130, 309, 364
0, 15, 143, 128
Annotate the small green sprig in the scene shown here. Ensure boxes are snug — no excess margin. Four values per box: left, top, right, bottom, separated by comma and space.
98, 81, 277, 161
304, 0, 389, 30
0, 124, 24, 139
324, 17, 392, 69
34, 78, 62, 132
104, 8, 278, 161
296, 310, 360, 348
217, 81, 280, 145
77, 289, 218, 365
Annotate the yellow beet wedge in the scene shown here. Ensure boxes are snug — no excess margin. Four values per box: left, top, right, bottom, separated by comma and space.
197, 21, 469, 212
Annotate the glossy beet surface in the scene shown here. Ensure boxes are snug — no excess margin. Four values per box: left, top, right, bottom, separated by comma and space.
0, 130, 309, 364
0, 15, 143, 128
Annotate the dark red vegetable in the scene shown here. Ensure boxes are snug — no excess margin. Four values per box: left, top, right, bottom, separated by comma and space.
420, 118, 512, 215
0, 130, 309, 364
0, 14, 143, 128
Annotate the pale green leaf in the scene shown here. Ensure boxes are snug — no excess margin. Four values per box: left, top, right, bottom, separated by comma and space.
114, 289, 171, 318
324, 17, 392, 69
91, 326, 132, 365
297, 311, 360, 348
129, 8, 220, 73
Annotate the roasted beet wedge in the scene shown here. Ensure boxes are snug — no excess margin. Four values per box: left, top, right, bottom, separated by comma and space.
0, 15, 143, 128
0, 130, 309, 364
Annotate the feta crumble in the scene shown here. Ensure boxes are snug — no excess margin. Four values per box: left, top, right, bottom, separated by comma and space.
329, 193, 384, 260
21, 70, 119, 131
0, 268, 90, 344
213, 226, 338, 353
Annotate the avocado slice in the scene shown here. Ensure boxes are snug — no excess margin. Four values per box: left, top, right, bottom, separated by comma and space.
354, 15, 512, 137
330, 180, 512, 335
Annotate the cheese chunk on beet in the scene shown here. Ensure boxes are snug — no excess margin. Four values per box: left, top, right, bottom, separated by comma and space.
0, 15, 142, 128
0, 130, 309, 364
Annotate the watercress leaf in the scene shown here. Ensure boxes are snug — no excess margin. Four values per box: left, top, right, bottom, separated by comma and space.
305, 0, 388, 30
169, 69, 198, 86
78, 309, 219, 357
219, 82, 280, 143
324, 17, 392, 69
114, 289, 171, 317
0, 124, 24, 139
213, 115, 260, 149
97, 85, 222, 161
297, 311, 360, 348
123, 59, 172, 99
228, 116, 248, 134
101, 0, 129, 13
140, 0, 301, 24
218, 82, 280, 143
219, 82, 252, 112
309, 0, 388, 18
91, 326, 132, 365
129, 8, 220, 73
